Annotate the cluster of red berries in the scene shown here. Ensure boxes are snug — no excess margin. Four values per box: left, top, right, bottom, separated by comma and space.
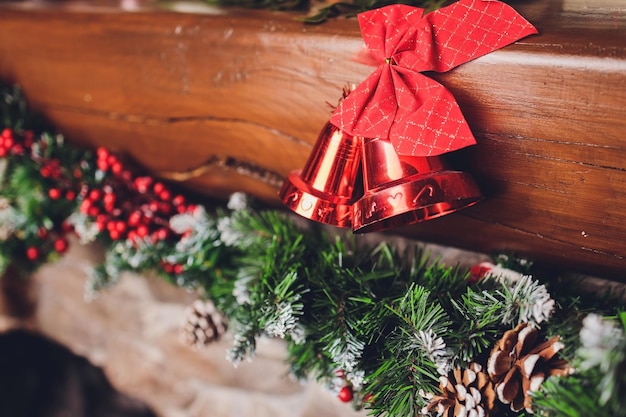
8, 139, 194, 275
80, 148, 193, 247
44, 160, 80, 203
0, 128, 34, 157
160, 261, 185, 275
24, 238, 69, 261
24, 227, 69, 261
0, 128, 75, 263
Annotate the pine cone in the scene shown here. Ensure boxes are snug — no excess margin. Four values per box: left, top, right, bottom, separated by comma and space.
180, 299, 227, 348
487, 323, 569, 413
424, 362, 496, 417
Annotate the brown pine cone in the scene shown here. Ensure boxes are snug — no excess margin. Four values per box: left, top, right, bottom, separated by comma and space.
424, 362, 496, 417
487, 323, 570, 413
180, 299, 228, 348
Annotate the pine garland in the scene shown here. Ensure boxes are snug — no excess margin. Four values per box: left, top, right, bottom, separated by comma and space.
1, 82, 626, 417
202, 0, 453, 23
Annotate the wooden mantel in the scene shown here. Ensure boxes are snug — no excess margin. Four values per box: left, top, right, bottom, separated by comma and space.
0, 0, 625, 279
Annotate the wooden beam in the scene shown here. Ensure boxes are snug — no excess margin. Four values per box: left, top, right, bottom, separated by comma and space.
0, 1, 625, 279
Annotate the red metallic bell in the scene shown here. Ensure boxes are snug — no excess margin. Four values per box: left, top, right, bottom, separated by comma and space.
351, 137, 482, 233
279, 122, 363, 228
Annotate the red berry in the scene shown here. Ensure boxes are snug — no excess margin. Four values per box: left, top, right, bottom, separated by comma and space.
37, 227, 48, 239
103, 193, 116, 205
134, 177, 152, 193
148, 201, 159, 213
89, 189, 101, 201
49, 166, 61, 180
127, 211, 142, 227
23, 131, 34, 147
111, 162, 123, 175
1, 128, 12, 139
153, 182, 165, 195
48, 188, 61, 200
109, 229, 121, 240
141, 210, 153, 222
40, 166, 51, 178
96, 147, 109, 160
162, 262, 174, 274
154, 228, 169, 241
73, 168, 83, 179
159, 202, 172, 214
87, 206, 100, 217
65, 190, 76, 201
79, 199, 92, 214
176, 205, 187, 214
468, 263, 493, 285
53, 238, 69, 254
173, 264, 184, 275
127, 230, 138, 243
338, 386, 353, 403
97, 159, 109, 171
172, 195, 185, 206
25, 246, 39, 261
104, 202, 115, 213
159, 190, 171, 201
96, 220, 107, 232
3, 137, 13, 149
136, 225, 149, 238
11, 144, 24, 155
115, 221, 126, 233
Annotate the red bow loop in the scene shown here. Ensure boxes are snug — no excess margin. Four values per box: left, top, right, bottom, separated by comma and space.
330, 0, 537, 157
358, 5, 426, 64
425, 0, 539, 72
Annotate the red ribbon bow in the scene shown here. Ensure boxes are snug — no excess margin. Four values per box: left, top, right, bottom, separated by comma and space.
330, 0, 537, 157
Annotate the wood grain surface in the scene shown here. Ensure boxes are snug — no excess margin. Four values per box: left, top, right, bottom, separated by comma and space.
0, 0, 624, 279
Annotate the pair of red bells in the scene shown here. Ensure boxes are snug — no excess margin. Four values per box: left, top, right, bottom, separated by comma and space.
279, 122, 482, 233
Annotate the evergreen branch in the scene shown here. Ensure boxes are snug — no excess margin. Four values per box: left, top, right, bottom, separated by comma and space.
448, 287, 505, 363
365, 284, 451, 417
531, 374, 614, 417
202, 0, 454, 23
301, 0, 452, 23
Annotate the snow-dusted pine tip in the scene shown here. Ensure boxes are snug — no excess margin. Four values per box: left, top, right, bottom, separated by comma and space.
227, 192, 248, 211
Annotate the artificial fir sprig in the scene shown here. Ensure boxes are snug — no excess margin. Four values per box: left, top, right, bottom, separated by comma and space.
532, 313, 626, 416
448, 288, 505, 363
2, 81, 626, 417
202, 0, 453, 23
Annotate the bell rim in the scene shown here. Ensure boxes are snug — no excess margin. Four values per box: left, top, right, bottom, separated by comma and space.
351, 170, 483, 234
279, 173, 354, 228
